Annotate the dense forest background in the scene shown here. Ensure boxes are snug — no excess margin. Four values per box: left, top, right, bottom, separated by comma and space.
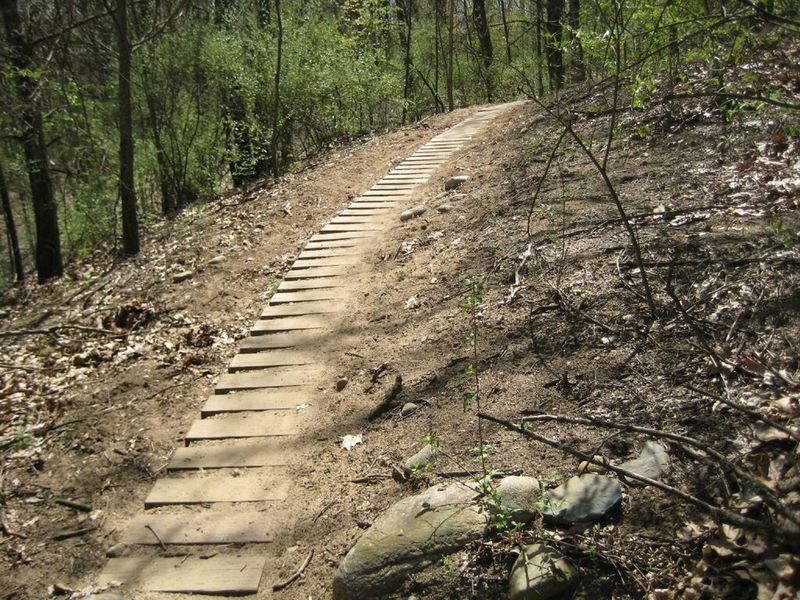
0, 0, 797, 283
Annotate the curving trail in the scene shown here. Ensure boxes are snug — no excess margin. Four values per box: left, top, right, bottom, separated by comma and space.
96, 103, 516, 596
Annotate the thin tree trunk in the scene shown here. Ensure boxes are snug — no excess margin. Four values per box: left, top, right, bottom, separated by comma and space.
499, 0, 512, 64
447, 0, 455, 110
0, 160, 24, 282
271, 0, 283, 178
535, 0, 545, 96
116, 0, 140, 255
434, 0, 441, 112
567, 0, 585, 82
1, 0, 63, 282
545, 0, 564, 92
401, 0, 413, 124
472, 0, 493, 102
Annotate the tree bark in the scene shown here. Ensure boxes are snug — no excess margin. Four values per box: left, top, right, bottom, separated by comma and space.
447, 0, 455, 110
545, 0, 564, 92
400, 0, 413, 124
567, 0, 585, 82
499, 0, 512, 64
116, 0, 140, 255
472, 0, 493, 101
0, 160, 24, 282
1, 0, 63, 282
534, 0, 545, 96
270, 0, 283, 178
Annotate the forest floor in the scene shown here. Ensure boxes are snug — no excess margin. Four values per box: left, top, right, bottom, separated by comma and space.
1, 37, 800, 600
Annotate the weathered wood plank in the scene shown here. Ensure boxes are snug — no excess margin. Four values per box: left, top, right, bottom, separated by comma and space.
215, 369, 315, 392
309, 231, 376, 242
260, 301, 339, 317
269, 289, 346, 303
229, 350, 313, 371
283, 265, 353, 279
319, 223, 383, 233
250, 315, 329, 333
277, 277, 346, 291
303, 238, 364, 249
360, 190, 412, 196
145, 475, 289, 506
339, 209, 391, 217
299, 247, 361, 258
168, 439, 287, 468
122, 512, 272, 545
238, 331, 318, 351
329, 215, 384, 224
203, 386, 309, 413
98, 556, 267, 594
185, 412, 301, 440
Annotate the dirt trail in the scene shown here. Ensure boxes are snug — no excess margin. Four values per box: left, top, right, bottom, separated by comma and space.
87, 103, 519, 598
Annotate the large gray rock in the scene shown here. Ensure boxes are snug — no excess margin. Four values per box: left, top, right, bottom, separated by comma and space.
542, 474, 621, 524
508, 544, 578, 600
444, 175, 470, 191
617, 441, 669, 486
495, 476, 541, 523
332, 484, 487, 599
400, 205, 426, 221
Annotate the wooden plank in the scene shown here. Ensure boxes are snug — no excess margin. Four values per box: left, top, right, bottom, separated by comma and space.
304, 238, 364, 249
239, 331, 318, 351
299, 247, 362, 258
250, 315, 329, 333
270, 289, 346, 304
283, 265, 353, 279
345, 202, 397, 209
277, 277, 346, 290
339, 209, 390, 217
98, 555, 266, 594
320, 223, 383, 233
229, 350, 313, 371
292, 256, 360, 268
185, 412, 301, 440
145, 475, 289, 506
378, 177, 429, 182
215, 369, 315, 392
309, 231, 376, 242
204, 387, 310, 414
360, 189, 412, 196
260, 301, 339, 317
169, 439, 287, 468
122, 512, 272, 545
329, 215, 384, 224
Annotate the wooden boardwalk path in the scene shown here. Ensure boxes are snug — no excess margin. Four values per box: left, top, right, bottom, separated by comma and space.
96, 104, 513, 596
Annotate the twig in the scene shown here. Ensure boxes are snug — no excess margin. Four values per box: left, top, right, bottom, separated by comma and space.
367, 374, 403, 421
52, 526, 96, 541
437, 467, 522, 478
145, 524, 167, 551
350, 473, 392, 483
55, 498, 92, 513
311, 501, 336, 524
0, 325, 126, 338
478, 411, 799, 547
272, 549, 313, 592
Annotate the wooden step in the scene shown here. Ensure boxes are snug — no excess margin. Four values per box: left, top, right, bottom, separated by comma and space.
277, 277, 346, 291
229, 351, 313, 371
250, 315, 329, 333
215, 369, 315, 392
186, 411, 301, 441
309, 231, 377, 242
169, 439, 287, 468
360, 190, 411, 197
145, 474, 289, 506
283, 265, 354, 279
329, 215, 384, 224
239, 331, 318, 351
292, 255, 360, 267
260, 300, 338, 317
269, 288, 346, 303
298, 247, 361, 258
349, 198, 398, 205
339, 209, 391, 217
320, 223, 384, 233
122, 511, 273, 545
304, 238, 365, 249
98, 555, 266, 594
202, 388, 309, 415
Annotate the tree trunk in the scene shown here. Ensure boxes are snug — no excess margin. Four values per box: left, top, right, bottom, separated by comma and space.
0, 160, 24, 282
534, 0, 545, 96
400, 0, 413, 124
472, 0, 493, 101
545, 0, 564, 92
567, 0, 585, 82
1, 0, 63, 282
447, 0, 455, 110
499, 0, 512, 64
271, 0, 283, 178
116, 0, 140, 255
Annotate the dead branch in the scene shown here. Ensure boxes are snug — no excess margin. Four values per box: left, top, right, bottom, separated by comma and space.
52, 526, 96, 541
367, 374, 403, 421
145, 524, 167, 551
0, 325, 126, 339
521, 413, 798, 526
478, 411, 799, 547
54, 498, 92, 513
272, 549, 313, 592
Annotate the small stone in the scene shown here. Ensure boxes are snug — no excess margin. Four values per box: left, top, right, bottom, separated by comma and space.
400, 402, 419, 417
495, 476, 541, 523
508, 544, 578, 600
106, 543, 129, 558
577, 455, 609, 474
542, 473, 621, 524
208, 255, 226, 265
403, 444, 438, 475
400, 205, 426, 221
617, 441, 670, 486
336, 378, 349, 392
450, 193, 467, 201
436, 204, 453, 213
173, 270, 193, 283
444, 175, 470, 191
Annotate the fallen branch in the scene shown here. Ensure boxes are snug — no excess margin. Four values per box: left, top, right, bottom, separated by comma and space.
0, 325, 126, 339
272, 549, 313, 592
367, 374, 402, 421
145, 524, 167, 551
437, 467, 522, 478
52, 526, 96, 541
54, 498, 92, 513
478, 411, 799, 547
